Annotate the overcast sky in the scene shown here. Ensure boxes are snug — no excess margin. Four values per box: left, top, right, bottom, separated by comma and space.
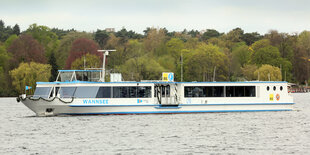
1, 0, 310, 34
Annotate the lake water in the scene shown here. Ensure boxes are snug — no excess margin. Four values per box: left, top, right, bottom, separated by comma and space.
0, 93, 309, 154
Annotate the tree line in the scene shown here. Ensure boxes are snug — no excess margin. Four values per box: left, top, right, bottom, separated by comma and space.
0, 19, 309, 96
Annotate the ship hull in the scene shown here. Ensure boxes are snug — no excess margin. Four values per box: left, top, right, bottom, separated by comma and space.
21, 99, 293, 116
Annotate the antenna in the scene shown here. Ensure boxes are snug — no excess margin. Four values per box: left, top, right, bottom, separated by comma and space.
98, 49, 116, 82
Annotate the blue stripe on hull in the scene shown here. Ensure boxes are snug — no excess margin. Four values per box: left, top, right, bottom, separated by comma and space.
69, 103, 295, 107
154, 106, 182, 109
61, 109, 292, 115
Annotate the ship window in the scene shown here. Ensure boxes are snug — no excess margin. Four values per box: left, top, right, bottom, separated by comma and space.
120, 87, 130, 98
59, 87, 76, 98
113, 87, 121, 98
234, 86, 245, 97
213, 86, 224, 97
129, 87, 137, 98
280, 86, 283, 91
225, 86, 234, 97
74, 87, 99, 98
245, 86, 256, 97
184, 86, 224, 97
267, 86, 270, 91
273, 86, 276, 91
138, 86, 151, 98
96, 87, 111, 98
59, 72, 73, 82
184, 87, 193, 97
49, 88, 54, 98
113, 87, 129, 98
205, 87, 213, 97
193, 87, 204, 97
225, 86, 255, 97
113, 87, 130, 98
33, 87, 52, 98
113, 86, 151, 98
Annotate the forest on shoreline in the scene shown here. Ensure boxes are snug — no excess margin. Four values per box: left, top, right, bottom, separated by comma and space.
0, 19, 309, 96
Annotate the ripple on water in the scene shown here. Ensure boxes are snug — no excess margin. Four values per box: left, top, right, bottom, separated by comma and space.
0, 94, 310, 154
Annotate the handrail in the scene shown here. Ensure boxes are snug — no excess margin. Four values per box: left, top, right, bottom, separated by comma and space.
17, 95, 74, 104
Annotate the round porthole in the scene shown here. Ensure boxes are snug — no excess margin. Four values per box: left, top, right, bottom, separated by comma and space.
280, 86, 283, 91
273, 86, 276, 91
267, 86, 270, 91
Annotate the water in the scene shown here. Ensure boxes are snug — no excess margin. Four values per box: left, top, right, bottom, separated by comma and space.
0, 93, 309, 154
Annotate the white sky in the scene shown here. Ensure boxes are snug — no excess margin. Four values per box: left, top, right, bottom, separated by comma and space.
1, 0, 310, 34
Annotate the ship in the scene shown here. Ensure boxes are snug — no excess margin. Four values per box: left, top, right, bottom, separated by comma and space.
17, 50, 294, 116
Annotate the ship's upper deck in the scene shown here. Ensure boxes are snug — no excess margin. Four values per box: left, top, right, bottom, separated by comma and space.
56, 70, 102, 82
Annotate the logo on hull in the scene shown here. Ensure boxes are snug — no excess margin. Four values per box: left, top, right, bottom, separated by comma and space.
83, 99, 109, 104
269, 94, 274, 101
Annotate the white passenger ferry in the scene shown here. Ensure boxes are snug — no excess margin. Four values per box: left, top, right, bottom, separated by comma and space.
17, 68, 294, 116
17, 50, 294, 116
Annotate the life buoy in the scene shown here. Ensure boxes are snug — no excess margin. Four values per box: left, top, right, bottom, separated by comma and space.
276, 94, 280, 101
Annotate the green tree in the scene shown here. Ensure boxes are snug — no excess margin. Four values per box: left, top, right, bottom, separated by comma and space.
125, 39, 144, 59
188, 29, 200, 37
294, 31, 310, 84
157, 55, 176, 73
231, 42, 251, 77
207, 37, 227, 49
51, 28, 76, 39
0, 46, 10, 68
48, 52, 58, 81
250, 39, 292, 81
105, 33, 128, 70
105, 33, 120, 49
251, 45, 280, 65
26, 24, 60, 57
106, 39, 145, 72
232, 42, 251, 67
185, 43, 228, 81
226, 27, 244, 42
121, 56, 166, 81
4, 34, 18, 49
115, 28, 142, 42
254, 64, 282, 81
143, 28, 166, 54
71, 53, 101, 70
95, 29, 110, 48
266, 30, 294, 61
242, 32, 262, 46
165, 38, 186, 80
166, 38, 184, 59
202, 29, 220, 41
0, 46, 11, 96
250, 39, 270, 51
55, 31, 93, 69
185, 38, 199, 49
12, 24, 20, 36
10, 62, 51, 94
0, 67, 5, 95
241, 64, 258, 81
0, 20, 16, 42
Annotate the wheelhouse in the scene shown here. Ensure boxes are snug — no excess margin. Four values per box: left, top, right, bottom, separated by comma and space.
56, 70, 102, 82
